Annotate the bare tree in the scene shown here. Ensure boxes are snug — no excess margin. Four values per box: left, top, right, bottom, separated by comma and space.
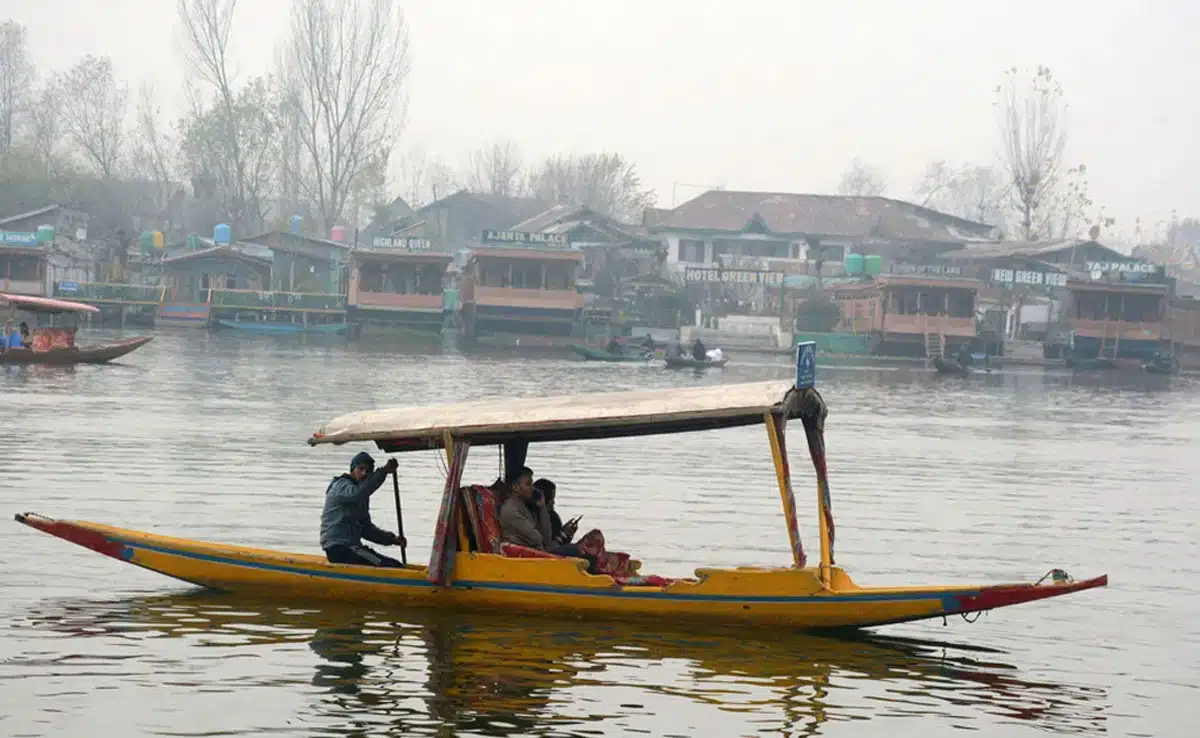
393, 146, 457, 208
179, 76, 279, 233
526, 152, 656, 221
26, 77, 65, 177
0, 20, 34, 153
131, 84, 180, 231
836, 157, 887, 196
461, 138, 525, 196
177, 0, 255, 231
281, 0, 411, 231
914, 160, 1008, 228
59, 55, 128, 179
995, 65, 1068, 240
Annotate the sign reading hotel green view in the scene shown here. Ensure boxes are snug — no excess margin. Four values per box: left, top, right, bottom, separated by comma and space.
685, 267, 784, 286
0, 231, 38, 246
480, 230, 569, 246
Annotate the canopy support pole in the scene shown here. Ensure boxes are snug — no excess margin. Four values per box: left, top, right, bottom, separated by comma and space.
797, 388, 834, 586
764, 412, 806, 569
428, 432, 470, 586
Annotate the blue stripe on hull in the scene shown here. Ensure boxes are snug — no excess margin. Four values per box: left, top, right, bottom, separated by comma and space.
121, 539, 973, 606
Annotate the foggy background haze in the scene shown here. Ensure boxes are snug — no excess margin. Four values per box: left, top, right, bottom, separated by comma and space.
5, 0, 1197, 238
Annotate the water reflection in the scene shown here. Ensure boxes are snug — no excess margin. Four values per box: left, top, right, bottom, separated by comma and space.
13, 592, 1108, 737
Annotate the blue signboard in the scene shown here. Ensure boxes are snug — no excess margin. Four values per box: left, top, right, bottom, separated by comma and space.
795, 341, 816, 389
57, 281, 80, 294
0, 231, 38, 246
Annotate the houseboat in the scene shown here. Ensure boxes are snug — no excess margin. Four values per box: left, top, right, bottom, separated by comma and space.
348, 238, 455, 339
1064, 275, 1170, 361
830, 275, 979, 358
156, 245, 271, 328
460, 240, 585, 347
0, 241, 45, 297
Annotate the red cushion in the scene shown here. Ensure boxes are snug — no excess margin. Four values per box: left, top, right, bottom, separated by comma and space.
463, 485, 503, 554
499, 542, 562, 559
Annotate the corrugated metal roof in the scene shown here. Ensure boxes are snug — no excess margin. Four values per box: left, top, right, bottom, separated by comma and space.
940, 239, 1127, 262
650, 191, 995, 243
0, 204, 59, 227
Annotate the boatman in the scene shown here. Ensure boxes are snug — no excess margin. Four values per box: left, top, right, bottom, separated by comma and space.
320, 451, 406, 567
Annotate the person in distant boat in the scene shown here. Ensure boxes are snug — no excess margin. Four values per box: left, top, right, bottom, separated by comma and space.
18, 322, 30, 346
1, 319, 23, 350
320, 451, 406, 567
606, 336, 622, 354
640, 334, 655, 350
691, 337, 707, 361
665, 341, 683, 360
499, 466, 552, 550
956, 342, 972, 368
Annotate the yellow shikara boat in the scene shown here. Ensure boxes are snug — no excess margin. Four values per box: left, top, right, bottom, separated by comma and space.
15, 344, 1106, 631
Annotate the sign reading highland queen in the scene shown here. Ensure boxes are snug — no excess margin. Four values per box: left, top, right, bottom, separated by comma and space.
371, 237, 432, 251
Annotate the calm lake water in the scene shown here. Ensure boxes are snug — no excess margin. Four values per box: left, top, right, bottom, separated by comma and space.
1, 330, 1198, 737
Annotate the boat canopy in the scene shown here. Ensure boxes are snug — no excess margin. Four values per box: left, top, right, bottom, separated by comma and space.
0, 293, 100, 315
308, 380, 802, 451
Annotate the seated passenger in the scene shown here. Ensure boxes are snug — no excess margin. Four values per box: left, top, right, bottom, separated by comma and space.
499, 466, 552, 550
319, 451, 406, 567
526, 477, 634, 577
606, 336, 622, 354
532, 478, 578, 546
691, 338, 707, 360
665, 341, 683, 360
19, 322, 31, 347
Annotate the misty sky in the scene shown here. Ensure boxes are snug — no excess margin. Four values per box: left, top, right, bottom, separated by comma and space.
6, 0, 1198, 237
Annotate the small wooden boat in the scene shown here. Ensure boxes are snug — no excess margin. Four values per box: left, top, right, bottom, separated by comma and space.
568, 344, 654, 362
933, 357, 970, 375
1064, 355, 1116, 370
0, 293, 153, 365
14, 342, 1106, 632
664, 355, 728, 369
1142, 354, 1180, 375
215, 318, 349, 335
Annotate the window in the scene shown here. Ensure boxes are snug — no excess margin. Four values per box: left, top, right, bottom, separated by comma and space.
948, 290, 974, 318
512, 262, 543, 289
679, 239, 705, 263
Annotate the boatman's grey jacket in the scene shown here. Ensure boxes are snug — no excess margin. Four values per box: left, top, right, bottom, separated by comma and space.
319, 470, 398, 550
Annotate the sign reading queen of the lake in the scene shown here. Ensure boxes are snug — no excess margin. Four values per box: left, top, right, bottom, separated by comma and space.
480, 230, 570, 246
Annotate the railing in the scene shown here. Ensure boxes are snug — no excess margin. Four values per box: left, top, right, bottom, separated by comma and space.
207, 289, 347, 311
53, 282, 164, 303
1070, 318, 1163, 342
472, 285, 584, 310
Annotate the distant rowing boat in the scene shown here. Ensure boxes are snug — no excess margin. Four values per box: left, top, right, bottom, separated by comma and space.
664, 355, 728, 369
1, 292, 153, 365
215, 319, 349, 335
568, 344, 654, 362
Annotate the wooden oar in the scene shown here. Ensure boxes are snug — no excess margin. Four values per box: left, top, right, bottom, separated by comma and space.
392, 469, 407, 565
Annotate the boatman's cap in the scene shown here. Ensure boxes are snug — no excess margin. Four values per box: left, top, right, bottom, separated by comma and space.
350, 452, 375, 471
